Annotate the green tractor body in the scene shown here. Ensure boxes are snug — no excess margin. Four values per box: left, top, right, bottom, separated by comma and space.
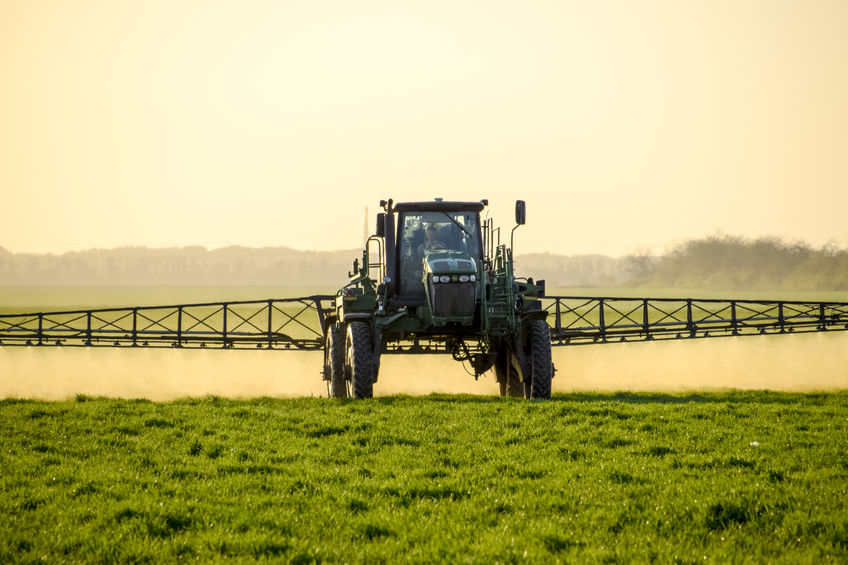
323, 199, 553, 399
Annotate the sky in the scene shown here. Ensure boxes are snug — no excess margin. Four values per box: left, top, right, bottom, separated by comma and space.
1, 0, 846, 257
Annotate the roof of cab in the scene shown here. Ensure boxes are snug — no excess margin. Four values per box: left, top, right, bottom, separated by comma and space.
392, 200, 486, 213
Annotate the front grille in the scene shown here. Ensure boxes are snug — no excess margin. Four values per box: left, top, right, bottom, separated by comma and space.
430, 281, 476, 318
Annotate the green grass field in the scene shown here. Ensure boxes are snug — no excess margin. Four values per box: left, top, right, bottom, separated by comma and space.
2, 392, 847, 563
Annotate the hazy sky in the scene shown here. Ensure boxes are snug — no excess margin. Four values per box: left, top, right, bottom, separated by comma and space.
1, 0, 846, 257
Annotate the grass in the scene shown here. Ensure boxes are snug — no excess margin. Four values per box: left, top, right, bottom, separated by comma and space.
2, 392, 847, 563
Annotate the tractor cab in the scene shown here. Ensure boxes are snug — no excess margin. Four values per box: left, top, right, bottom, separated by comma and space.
394, 204, 484, 299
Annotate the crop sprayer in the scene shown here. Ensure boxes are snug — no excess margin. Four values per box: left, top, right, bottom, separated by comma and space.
2, 199, 847, 399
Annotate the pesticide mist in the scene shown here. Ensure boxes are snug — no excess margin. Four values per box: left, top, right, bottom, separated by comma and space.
1, 332, 845, 400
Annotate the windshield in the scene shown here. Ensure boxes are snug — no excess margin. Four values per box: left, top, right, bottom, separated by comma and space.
397, 210, 482, 297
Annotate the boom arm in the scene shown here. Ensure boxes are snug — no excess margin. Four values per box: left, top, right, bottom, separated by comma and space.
1, 295, 846, 350
544, 296, 848, 345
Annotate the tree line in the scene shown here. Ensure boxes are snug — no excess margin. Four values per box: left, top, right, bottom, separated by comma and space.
0, 246, 357, 287
625, 235, 848, 291
1, 235, 845, 291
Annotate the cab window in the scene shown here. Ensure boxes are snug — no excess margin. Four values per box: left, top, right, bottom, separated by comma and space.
397, 211, 481, 297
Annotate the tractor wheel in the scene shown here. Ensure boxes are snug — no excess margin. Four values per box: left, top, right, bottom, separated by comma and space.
495, 348, 524, 398
326, 324, 347, 398
494, 348, 507, 396
346, 321, 373, 399
527, 319, 553, 399
506, 357, 525, 398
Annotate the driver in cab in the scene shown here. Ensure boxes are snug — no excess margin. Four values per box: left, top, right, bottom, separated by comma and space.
419, 223, 447, 255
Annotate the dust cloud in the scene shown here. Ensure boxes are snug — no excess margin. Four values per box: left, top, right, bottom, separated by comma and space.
553, 332, 848, 393
375, 356, 500, 396
0, 332, 845, 400
0, 348, 326, 401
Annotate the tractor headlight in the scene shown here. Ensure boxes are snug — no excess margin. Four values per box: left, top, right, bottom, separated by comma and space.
470, 274, 476, 282
459, 275, 469, 283
439, 275, 450, 283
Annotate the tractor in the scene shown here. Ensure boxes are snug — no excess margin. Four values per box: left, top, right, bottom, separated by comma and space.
322, 199, 553, 399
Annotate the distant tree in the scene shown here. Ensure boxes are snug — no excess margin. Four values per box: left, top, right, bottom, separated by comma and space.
626, 234, 848, 291
623, 248, 656, 281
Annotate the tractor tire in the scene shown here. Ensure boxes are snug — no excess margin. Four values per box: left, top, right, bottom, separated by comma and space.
498, 378, 507, 397
495, 348, 524, 398
507, 358, 525, 398
346, 321, 374, 399
327, 324, 347, 398
494, 348, 507, 396
527, 319, 553, 399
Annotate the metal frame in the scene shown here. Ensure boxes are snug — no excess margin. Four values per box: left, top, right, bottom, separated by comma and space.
544, 296, 848, 344
2, 295, 846, 350
0, 296, 334, 350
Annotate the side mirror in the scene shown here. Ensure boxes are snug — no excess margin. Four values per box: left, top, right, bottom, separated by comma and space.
376, 213, 386, 237
515, 200, 526, 225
